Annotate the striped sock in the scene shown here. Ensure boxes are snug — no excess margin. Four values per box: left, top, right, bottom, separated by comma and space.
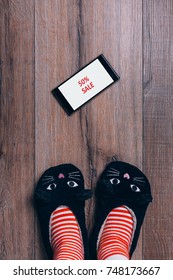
50, 206, 84, 260
97, 206, 134, 260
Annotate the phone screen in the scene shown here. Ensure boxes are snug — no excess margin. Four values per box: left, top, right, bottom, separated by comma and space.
52, 54, 120, 115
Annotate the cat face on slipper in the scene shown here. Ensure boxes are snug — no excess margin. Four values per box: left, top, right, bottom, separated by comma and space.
97, 161, 152, 205
35, 164, 91, 205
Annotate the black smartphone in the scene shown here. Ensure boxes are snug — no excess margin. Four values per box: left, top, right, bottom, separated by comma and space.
52, 54, 120, 115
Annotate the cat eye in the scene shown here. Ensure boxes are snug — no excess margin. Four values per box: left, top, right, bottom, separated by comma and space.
110, 178, 120, 185
130, 184, 141, 192
47, 183, 57, 191
67, 181, 78, 188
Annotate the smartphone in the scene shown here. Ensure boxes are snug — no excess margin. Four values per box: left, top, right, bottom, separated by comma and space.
52, 54, 120, 115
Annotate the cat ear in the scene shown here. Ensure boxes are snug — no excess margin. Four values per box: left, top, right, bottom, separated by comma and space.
137, 193, 153, 205
97, 179, 114, 196
34, 189, 51, 204
75, 189, 93, 201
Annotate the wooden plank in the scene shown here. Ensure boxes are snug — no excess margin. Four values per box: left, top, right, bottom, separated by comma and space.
0, 0, 35, 259
35, 0, 142, 259
143, 0, 173, 259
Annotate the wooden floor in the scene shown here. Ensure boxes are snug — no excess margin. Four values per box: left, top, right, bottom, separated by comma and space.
0, 0, 173, 260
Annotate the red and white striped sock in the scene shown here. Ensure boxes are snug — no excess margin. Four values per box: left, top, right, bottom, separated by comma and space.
97, 206, 134, 260
50, 206, 84, 260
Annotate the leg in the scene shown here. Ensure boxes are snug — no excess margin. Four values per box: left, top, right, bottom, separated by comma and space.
34, 163, 92, 259
90, 161, 152, 260
50, 206, 84, 260
97, 206, 134, 260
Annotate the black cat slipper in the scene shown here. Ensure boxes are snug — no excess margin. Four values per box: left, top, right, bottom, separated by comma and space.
34, 163, 92, 260
90, 161, 153, 260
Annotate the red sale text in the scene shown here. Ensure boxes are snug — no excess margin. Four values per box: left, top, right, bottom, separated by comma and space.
78, 76, 95, 94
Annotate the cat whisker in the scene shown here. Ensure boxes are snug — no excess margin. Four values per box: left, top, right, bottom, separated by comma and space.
42, 178, 54, 181
69, 171, 80, 175
133, 179, 145, 183
68, 177, 81, 181
69, 174, 80, 177
134, 177, 145, 181
42, 180, 54, 185
134, 179, 145, 181
109, 168, 120, 173
107, 174, 119, 177
108, 171, 120, 175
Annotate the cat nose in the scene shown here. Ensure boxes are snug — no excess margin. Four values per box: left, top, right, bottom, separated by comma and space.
58, 173, 65, 179
124, 173, 130, 179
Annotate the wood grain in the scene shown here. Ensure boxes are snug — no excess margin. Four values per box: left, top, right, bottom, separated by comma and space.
35, 0, 142, 259
0, 0, 35, 259
2, 0, 172, 260
143, 0, 173, 259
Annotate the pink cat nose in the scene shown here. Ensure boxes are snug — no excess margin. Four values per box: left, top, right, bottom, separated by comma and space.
58, 173, 65, 179
124, 173, 130, 179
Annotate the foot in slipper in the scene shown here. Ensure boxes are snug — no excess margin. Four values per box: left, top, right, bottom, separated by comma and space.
90, 161, 153, 260
34, 163, 92, 260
